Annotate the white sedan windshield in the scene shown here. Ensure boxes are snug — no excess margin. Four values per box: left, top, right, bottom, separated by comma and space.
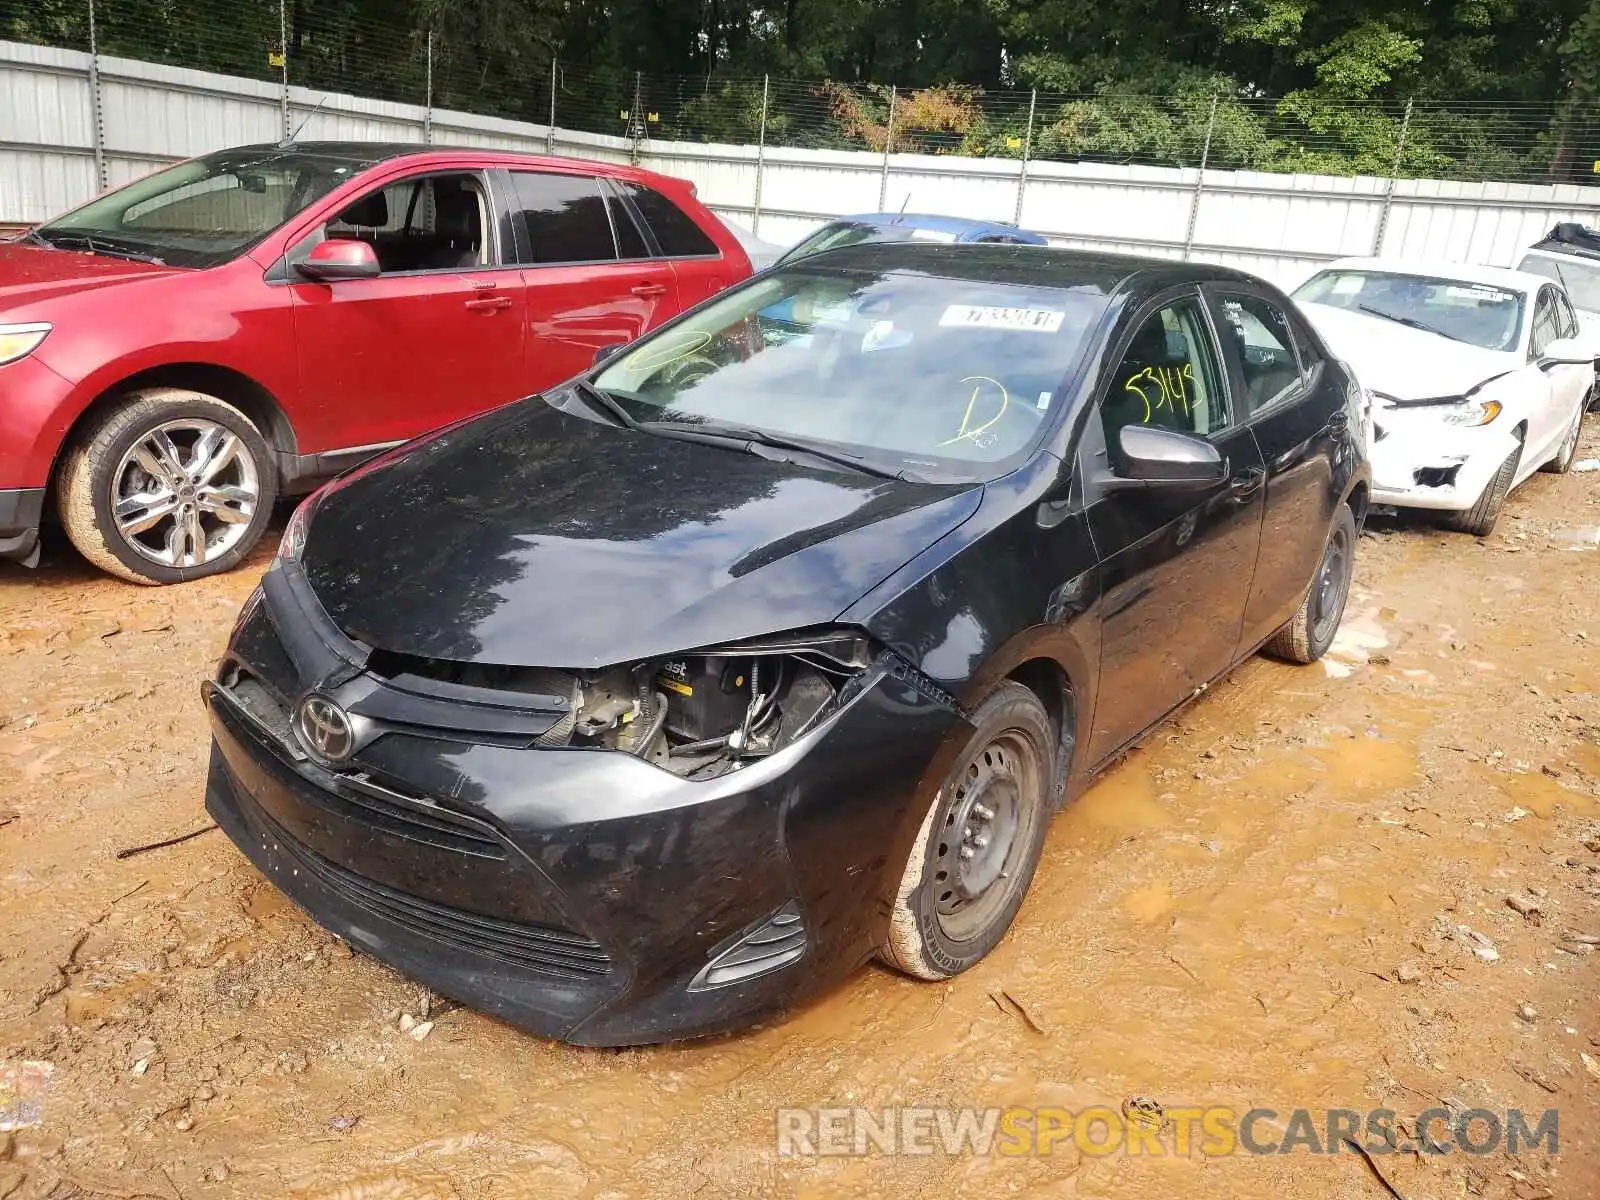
592, 267, 1107, 475
1295, 270, 1525, 353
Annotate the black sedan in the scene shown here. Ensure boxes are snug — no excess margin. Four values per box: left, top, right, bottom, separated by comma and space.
202, 244, 1369, 1045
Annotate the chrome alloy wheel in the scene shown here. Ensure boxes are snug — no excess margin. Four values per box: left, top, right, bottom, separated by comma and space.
111, 419, 261, 568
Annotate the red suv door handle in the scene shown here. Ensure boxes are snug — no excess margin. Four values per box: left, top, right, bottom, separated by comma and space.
631, 282, 668, 298
464, 295, 513, 312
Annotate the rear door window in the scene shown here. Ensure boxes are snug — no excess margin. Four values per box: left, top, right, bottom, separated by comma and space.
606, 184, 652, 260
619, 182, 719, 258
1213, 293, 1305, 416
1553, 289, 1580, 338
1530, 289, 1560, 358
509, 171, 617, 265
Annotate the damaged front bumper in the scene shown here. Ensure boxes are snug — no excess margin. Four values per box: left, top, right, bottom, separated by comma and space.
202, 567, 959, 1046
1367, 414, 1519, 512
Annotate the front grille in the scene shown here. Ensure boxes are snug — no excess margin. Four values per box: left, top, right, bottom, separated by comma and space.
216, 678, 512, 861
265, 812, 613, 979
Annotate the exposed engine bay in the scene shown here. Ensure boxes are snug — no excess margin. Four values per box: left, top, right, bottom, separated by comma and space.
557, 631, 873, 778
365, 629, 878, 780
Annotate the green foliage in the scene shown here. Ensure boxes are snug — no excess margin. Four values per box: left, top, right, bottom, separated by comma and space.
0, 0, 1596, 181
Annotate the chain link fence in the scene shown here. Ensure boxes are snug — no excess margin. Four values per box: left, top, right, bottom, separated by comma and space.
4, 0, 1599, 187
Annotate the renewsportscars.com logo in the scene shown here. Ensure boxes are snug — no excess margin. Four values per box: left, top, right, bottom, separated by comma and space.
775, 1104, 1560, 1158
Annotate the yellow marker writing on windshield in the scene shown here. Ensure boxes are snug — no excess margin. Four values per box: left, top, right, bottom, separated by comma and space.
623, 329, 715, 373
938, 376, 1010, 447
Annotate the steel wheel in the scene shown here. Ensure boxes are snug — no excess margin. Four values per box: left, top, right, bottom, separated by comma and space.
111, 419, 261, 568
931, 730, 1035, 942
1309, 518, 1351, 647
881, 682, 1055, 980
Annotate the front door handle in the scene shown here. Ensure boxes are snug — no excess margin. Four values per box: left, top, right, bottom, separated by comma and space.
464, 295, 513, 312
1227, 466, 1266, 499
631, 282, 668, 298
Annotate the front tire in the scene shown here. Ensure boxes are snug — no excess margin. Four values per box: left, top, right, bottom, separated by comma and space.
1263, 504, 1356, 664
56, 388, 278, 585
1444, 438, 1520, 537
881, 682, 1054, 980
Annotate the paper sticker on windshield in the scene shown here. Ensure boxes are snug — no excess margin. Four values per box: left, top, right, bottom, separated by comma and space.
1330, 275, 1364, 295
910, 229, 958, 243
939, 305, 1065, 333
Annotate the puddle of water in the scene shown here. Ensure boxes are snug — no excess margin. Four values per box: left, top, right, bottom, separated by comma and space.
1553, 526, 1600, 549
1477, 764, 1597, 819
1323, 605, 1390, 678
1055, 763, 1175, 848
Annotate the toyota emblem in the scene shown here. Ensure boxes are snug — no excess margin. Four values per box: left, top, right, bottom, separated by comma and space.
296, 694, 354, 762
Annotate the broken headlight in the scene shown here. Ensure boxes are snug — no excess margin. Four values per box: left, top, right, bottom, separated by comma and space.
560, 627, 878, 777
277, 491, 322, 563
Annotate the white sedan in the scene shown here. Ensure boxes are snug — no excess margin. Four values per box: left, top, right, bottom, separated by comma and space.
1292, 258, 1595, 535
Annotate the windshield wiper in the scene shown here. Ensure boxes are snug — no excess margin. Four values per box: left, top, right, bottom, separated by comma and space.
569, 379, 641, 429
1357, 302, 1469, 344
646, 419, 911, 481
31, 231, 166, 266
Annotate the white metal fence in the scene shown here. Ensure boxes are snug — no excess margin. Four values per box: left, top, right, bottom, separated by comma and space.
5, 39, 1600, 288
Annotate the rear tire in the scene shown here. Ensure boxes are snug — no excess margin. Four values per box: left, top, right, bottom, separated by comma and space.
1263, 505, 1356, 664
57, 388, 278, 585
1542, 405, 1583, 474
881, 683, 1053, 980
1444, 438, 1521, 537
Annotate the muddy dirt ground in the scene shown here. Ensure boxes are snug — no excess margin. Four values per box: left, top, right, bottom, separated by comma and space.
4, 430, 1600, 1200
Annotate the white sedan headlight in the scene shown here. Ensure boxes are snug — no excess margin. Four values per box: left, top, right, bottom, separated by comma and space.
0, 322, 51, 365
1442, 398, 1503, 427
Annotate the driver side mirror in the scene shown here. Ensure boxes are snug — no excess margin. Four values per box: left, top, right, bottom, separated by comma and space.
1108, 425, 1228, 490
295, 238, 380, 282
1538, 336, 1600, 371
593, 343, 626, 366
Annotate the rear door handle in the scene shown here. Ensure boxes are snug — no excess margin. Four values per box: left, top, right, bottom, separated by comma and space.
464, 296, 513, 312
631, 282, 668, 298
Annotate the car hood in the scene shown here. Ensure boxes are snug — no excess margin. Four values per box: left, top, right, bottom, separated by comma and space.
300, 400, 983, 669
0, 239, 176, 314
1299, 301, 1516, 399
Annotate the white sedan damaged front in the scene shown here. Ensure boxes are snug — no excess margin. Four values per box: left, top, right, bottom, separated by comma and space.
1367, 387, 1519, 511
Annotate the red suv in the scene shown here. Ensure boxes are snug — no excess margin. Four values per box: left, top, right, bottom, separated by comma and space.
0, 143, 751, 583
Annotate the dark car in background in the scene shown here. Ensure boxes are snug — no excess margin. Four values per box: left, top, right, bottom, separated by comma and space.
0, 143, 749, 583
202, 243, 1368, 1045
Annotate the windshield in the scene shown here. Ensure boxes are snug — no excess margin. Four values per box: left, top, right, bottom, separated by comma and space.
1519, 254, 1600, 313
589, 264, 1106, 478
34, 148, 375, 268
777, 221, 960, 265
1294, 269, 1525, 352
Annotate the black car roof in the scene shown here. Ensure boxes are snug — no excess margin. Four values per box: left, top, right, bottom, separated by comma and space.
791, 240, 1262, 296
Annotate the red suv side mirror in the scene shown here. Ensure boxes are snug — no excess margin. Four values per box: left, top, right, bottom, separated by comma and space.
296, 238, 380, 282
